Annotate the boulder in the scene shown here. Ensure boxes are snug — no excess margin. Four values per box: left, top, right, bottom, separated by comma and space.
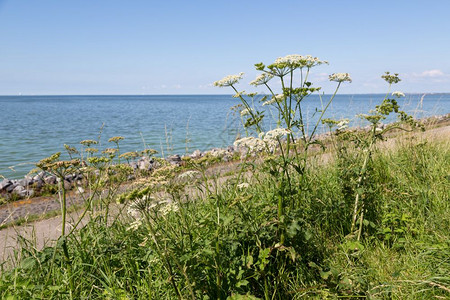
167, 154, 182, 165
0, 179, 12, 191
44, 175, 57, 185
190, 149, 203, 159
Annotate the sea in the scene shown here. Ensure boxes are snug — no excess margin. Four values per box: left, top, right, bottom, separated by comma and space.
0, 94, 449, 179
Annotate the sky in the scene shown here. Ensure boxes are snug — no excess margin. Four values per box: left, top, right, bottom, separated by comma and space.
1, 0, 450, 95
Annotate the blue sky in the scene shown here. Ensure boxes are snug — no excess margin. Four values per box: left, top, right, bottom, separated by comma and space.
1, 0, 449, 95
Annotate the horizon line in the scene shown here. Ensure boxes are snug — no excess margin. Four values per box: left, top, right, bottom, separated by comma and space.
1, 92, 450, 97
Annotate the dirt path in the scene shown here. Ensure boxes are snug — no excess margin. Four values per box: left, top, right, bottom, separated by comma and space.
0, 123, 448, 267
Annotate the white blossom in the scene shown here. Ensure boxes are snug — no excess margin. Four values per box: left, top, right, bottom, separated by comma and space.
249, 73, 274, 86
234, 137, 265, 153
213, 72, 244, 87
240, 108, 251, 116
178, 170, 200, 179
263, 94, 284, 106
337, 119, 349, 130
274, 54, 327, 68
329, 73, 352, 83
392, 91, 405, 98
237, 182, 250, 189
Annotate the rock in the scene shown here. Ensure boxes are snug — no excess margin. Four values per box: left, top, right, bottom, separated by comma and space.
137, 157, 159, 171
129, 161, 138, 170
12, 185, 25, 196
65, 174, 75, 182
190, 149, 203, 159
18, 178, 33, 187
167, 154, 182, 165
6, 183, 17, 193
44, 175, 57, 185
12, 185, 34, 197
34, 179, 45, 189
0, 179, 12, 191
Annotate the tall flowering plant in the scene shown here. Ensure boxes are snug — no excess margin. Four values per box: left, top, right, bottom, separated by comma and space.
214, 54, 351, 245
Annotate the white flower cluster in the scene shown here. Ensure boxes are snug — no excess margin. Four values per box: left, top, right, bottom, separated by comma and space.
159, 202, 179, 216
261, 128, 291, 141
274, 54, 327, 68
234, 128, 291, 154
392, 91, 405, 98
213, 72, 244, 87
240, 108, 251, 116
178, 170, 200, 179
336, 119, 349, 130
329, 73, 352, 83
237, 182, 250, 189
260, 128, 291, 151
262, 94, 284, 106
234, 137, 265, 153
249, 73, 274, 86
209, 148, 231, 159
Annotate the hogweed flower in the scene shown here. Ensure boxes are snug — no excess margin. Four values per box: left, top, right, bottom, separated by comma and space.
240, 108, 251, 116
108, 136, 124, 143
178, 170, 200, 179
329, 73, 352, 83
213, 72, 244, 87
273, 54, 327, 69
64, 144, 79, 155
249, 73, 274, 86
261, 128, 291, 141
392, 91, 405, 98
234, 137, 265, 153
382, 72, 401, 84
85, 148, 98, 154
102, 148, 118, 154
80, 140, 98, 147
237, 182, 250, 189
337, 119, 349, 130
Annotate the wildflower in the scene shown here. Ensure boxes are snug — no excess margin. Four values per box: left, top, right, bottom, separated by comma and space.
178, 170, 200, 179
160, 202, 179, 216
213, 72, 244, 87
209, 148, 230, 159
237, 182, 249, 189
263, 94, 284, 106
85, 148, 98, 154
392, 91, 405, 98
329, 73, 352, 83
240, 108, 251, 116
234, 137, 265, 153
337, 119, 349, 130
64, 144, 79, 154
102, 148, 118, 154
141, 148, 158, 156
382, 72, 401, 84
249, 73, 274, 86
80, 140, 98, 147
108, 136, 124, 143
262, 128, 291, 141
119, 152, 139, 160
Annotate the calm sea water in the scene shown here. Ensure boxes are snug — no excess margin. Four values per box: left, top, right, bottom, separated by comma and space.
1, 94, 449, 179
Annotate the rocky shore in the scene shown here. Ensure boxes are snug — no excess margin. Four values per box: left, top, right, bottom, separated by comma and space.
1, 113, 448, 204
0, 146, 238, 203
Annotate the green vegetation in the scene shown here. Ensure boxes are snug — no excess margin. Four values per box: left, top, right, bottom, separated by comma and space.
0, 55, 448, 299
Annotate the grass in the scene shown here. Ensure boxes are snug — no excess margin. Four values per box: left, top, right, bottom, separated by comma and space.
0, 128, 448, 299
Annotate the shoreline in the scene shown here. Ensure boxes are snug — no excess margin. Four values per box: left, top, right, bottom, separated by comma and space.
0, 113, 449, 207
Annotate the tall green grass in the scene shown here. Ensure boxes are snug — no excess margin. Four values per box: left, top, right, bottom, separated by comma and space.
1, 132, 448, 299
